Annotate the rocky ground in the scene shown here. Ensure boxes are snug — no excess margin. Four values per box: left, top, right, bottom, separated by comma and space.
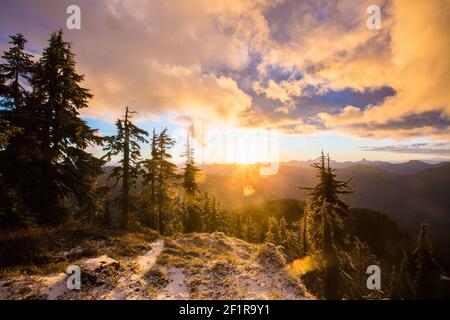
0, 230, 314, 300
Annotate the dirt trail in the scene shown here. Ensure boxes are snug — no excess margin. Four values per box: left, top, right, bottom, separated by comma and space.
100, 239, 165, 300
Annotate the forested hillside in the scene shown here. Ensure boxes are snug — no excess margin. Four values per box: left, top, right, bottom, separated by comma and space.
197, 162, 450, 264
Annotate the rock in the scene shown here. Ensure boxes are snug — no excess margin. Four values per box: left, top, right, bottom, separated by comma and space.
81, 255, 120, 272
80, 255, 121, 287
144, 266, 169, 289
255, 242, 287, 269
209, 260, 235, 277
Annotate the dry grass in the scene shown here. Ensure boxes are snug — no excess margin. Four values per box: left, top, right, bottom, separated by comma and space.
0, 224, 159, 278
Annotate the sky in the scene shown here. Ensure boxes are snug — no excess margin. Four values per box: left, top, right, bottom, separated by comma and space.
1, 0, 449, 163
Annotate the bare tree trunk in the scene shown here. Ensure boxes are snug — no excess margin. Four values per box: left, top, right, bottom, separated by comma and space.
122, 107, 130, 228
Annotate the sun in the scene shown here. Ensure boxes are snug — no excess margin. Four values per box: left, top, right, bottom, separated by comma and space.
235, 152, 258, 164
222, 128, 268, 164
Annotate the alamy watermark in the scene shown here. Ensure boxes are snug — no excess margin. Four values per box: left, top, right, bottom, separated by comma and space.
367, 5, 382, 30
366, 265, 381, 290
66, 5, 81, 30
66, 265, 81, 290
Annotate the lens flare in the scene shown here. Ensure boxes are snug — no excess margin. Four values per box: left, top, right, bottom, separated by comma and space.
243, 185, 255, 197
291, 256, 316, 276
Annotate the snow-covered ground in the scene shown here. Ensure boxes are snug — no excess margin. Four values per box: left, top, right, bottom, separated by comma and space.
0, 233, 313, 300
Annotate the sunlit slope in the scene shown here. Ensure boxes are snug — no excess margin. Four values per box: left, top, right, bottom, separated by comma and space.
0, 231, 314, 300
198, 163, 450, 243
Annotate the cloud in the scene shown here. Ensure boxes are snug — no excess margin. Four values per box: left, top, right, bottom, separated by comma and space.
319, 108, 450, 139
85, 62, 252, 123
253, 79, 303, 104
360, 143, 450, 156
0, 0, 265, 124
244, 0, 449, 140
1, 0, 449, 142
274, 106, 290, 114
310, 0, 450, 136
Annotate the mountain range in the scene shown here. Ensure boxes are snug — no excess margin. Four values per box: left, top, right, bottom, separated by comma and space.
285, 158, 449, 175
197, 160, 450, 262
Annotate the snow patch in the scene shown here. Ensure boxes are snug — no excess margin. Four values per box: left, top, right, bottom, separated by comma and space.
135, 240, 164, 272
100, 240, 165, 300
41, 273, 67, 300
156, 267, 188, 300
82, 255, 119, 272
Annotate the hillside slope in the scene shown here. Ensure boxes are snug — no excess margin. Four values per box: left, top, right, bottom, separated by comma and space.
198, 163, 450, 235
0, 231, 313, 300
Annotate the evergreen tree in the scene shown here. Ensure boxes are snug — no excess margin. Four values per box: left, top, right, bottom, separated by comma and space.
299, 152, 353, 299
35, 30, 105, 224
0, 33, 34, 150
302, 206, 309, 254
155, 128, 177, 235
285, 229, 302, 261
389, 265, 400, 300
265, 217, 279, 244
396, 251, 414, 299
0, 119, 20, 149
351, 237, 374, 285
320, 201, 341, 300
103, 190, 112, 227
300, 152, 353, 248
2, 30, 104, 225
214, 200, 228, 233
103, 106, 148, 228
178, 132, 202, 233
0, 33, 34, 110
140, 129, 158, 228
184, 201, 202, 233
0, 33, 34, 226
278, 216, 287, 245
79, 181, 108, 225
235, 213, 243, 239
348, 237, 379, 298
245, 216, 259, 243
182, 133, 200, 196
208, 195, 218, 232
412, 223, 442, 299
0, 68, 5, 96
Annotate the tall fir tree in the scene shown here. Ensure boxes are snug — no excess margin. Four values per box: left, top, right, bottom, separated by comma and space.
155, 128, 177, 235
179, 131, 202, 233
320, 201, 341, 300
412, 223, 442, 299
300, 152, 354, 299
391, 251, 414, 300
300, 152, 353, 248
349, 237, 379, 298
184, 201, 202, 233
103, 190, 112, 227
265, 217, 279, 243
278, 216, 288, 245
212, 199, 228, 233
245, 216, 258, 243
0, 118, 20, 150
302, 206, 309, 254
235, 213, 243, 239
1, 31, 104, 225
103, 106, 148, 228
208, 195, 218, 232
140, 129, 159, 229
182, 132, 200, 196
35, 30, 105, 224
0, 34, 34, 226
0, 33, 34, 110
